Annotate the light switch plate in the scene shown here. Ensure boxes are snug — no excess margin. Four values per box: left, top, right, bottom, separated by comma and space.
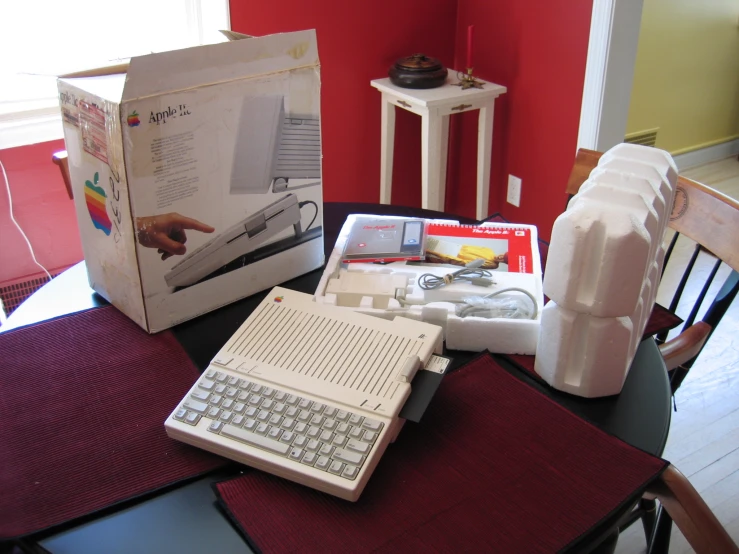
507, 174, 522, 207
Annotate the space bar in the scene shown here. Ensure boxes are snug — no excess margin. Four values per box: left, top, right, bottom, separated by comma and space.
221, 425, 290, 456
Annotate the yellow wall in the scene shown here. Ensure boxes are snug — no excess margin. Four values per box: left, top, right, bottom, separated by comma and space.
627, 0, 739, 154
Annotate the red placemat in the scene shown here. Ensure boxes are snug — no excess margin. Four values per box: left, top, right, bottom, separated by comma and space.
214, 354, 667, 553
505, 303, 683, 381
0, 306, 228, 538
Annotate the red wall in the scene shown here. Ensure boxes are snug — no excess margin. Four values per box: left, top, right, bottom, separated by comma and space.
0, 140, 83, 283
449, 0, 593, 239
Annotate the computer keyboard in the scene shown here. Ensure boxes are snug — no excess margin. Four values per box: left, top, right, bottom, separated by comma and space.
173, 369, 385, 482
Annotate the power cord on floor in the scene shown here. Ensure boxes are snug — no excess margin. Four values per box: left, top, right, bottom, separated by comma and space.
298, 200, 318, 231
1, 159, 52, 280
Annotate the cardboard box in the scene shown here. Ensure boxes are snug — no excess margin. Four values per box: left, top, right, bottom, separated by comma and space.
58, 30, 324, 332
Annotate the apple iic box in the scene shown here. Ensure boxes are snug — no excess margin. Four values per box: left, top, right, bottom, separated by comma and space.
165, 286, 443, 501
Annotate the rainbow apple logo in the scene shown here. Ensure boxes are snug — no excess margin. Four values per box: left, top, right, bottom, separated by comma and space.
127, 111, 140, 127
274, 296, 284, 303
84, 172, 112, 235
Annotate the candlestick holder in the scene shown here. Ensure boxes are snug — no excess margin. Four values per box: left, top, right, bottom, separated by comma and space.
454, 68, 485, 90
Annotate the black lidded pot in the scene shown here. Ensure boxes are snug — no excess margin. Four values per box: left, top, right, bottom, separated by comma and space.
388, 54, 448, 89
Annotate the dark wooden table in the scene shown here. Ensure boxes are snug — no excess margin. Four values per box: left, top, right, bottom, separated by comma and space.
2, 203, 672, 554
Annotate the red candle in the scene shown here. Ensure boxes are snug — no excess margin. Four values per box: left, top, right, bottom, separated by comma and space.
467, 25, 474, 68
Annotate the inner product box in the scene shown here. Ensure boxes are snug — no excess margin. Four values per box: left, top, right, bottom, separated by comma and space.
58, 30, 324, 333
315, 215, 544, 354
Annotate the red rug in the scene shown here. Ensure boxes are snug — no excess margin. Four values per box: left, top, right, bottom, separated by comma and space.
0, 306, 228, 538
214, 354, 667, 553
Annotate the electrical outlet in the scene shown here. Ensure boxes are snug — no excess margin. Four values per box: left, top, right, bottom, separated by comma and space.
507, 175, 522, 207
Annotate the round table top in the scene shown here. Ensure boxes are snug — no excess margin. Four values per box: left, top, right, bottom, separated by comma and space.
3, 202, 671, 553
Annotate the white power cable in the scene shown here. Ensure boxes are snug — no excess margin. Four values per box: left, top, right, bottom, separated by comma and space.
1, 159, 52, 280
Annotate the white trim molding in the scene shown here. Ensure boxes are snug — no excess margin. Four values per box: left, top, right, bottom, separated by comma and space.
673, 138, 739, 171
577, 0, 645, 152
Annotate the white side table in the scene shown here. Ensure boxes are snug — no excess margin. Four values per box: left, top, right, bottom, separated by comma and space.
371, 73, 506, 219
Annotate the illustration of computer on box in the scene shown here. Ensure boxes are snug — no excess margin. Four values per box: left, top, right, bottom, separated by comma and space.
164, 95, 322, 288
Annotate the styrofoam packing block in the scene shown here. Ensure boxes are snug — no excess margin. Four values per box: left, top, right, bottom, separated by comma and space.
572, 176, 661, 280
535, 301, 634, 398
543, 199, 651, 317
314, 215, 544, 355
591, 161, 671, 232
599, 143, 678, 194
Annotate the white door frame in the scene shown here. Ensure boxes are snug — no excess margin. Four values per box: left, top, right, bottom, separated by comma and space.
577, 0, 645, 152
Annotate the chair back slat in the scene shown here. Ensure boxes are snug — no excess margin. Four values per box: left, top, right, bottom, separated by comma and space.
669, 245, 701, 314
662, 231, 680, 276
682, 258, 722, 331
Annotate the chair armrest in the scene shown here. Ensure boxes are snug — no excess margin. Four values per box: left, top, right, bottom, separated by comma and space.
658, 321, 711, 372
646, 465, 738, 554
52, 151, 73, 200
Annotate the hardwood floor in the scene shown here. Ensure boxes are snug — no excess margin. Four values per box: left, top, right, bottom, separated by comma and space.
614, 157, 739, 553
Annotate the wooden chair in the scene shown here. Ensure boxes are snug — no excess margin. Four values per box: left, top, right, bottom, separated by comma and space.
566, 148, 739, 390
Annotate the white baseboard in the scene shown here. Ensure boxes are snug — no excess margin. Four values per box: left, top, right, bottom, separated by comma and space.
673, 138, 739, 171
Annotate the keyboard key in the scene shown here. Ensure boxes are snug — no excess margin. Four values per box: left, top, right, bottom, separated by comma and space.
333, 435, 348, 447
349, 427, 364, 440
328, 461, 344, 475
251, 385, 263, 394
281, 418, 296, 430
207, 407, 221, 419
362, 418, 383, 432
216, 373, 228, 383
273, 403, 287, 415
310, 415, 325, 427
255, 423, 269, 435
306, 426, 321, 439
333, 448, 364, 466
342, 465, 359, 480
205, 370, 217, 380
244, 418, 258, 431
185, 412, 201, 425
337, 423, 350, 435
221, 425, 290, 456
336, 410, 350, 422
274, 391, 288, 402
323, 418, 337, 431
293, 436, 308, 448
220, 411, 233, 423
183, 400, 208, 414
306, 439, 320, 452
294, 423, 308, 435
319, 430, 334, 443
362, 431, 378, 443
209, 395, 223, 406
348, 414, 364, 426
232, 415, 245, 427
268, 427, 282, 440
323, 407, 338, 418
315, 456, 331, 471
285, 407, 299, 418
227, 376, 241, 387
208, 421, 223, 433
346, 440, 370, 455
222, 399, 234, 410
280, 431, 295, 444
215, 384, 228, 395
191, 390, 210, 402
237, 391, 249, 402
298, 399, 312, 410
297, 411, 312, 423
289, 448, 303, 461
174, 408, 188, 421
257, 410, 271, 422
198, 379, 216, 391
286, 395, 299, 406
310, 403, 325, 413
319, 444, 334, 457
225, 388, 238, 399
301, 452, 317, 466
248, 395, 263, 407
262, 387, 275, 398
245, 407, 258, 418
261, 399, 275, 411
269, 414, 282, 426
